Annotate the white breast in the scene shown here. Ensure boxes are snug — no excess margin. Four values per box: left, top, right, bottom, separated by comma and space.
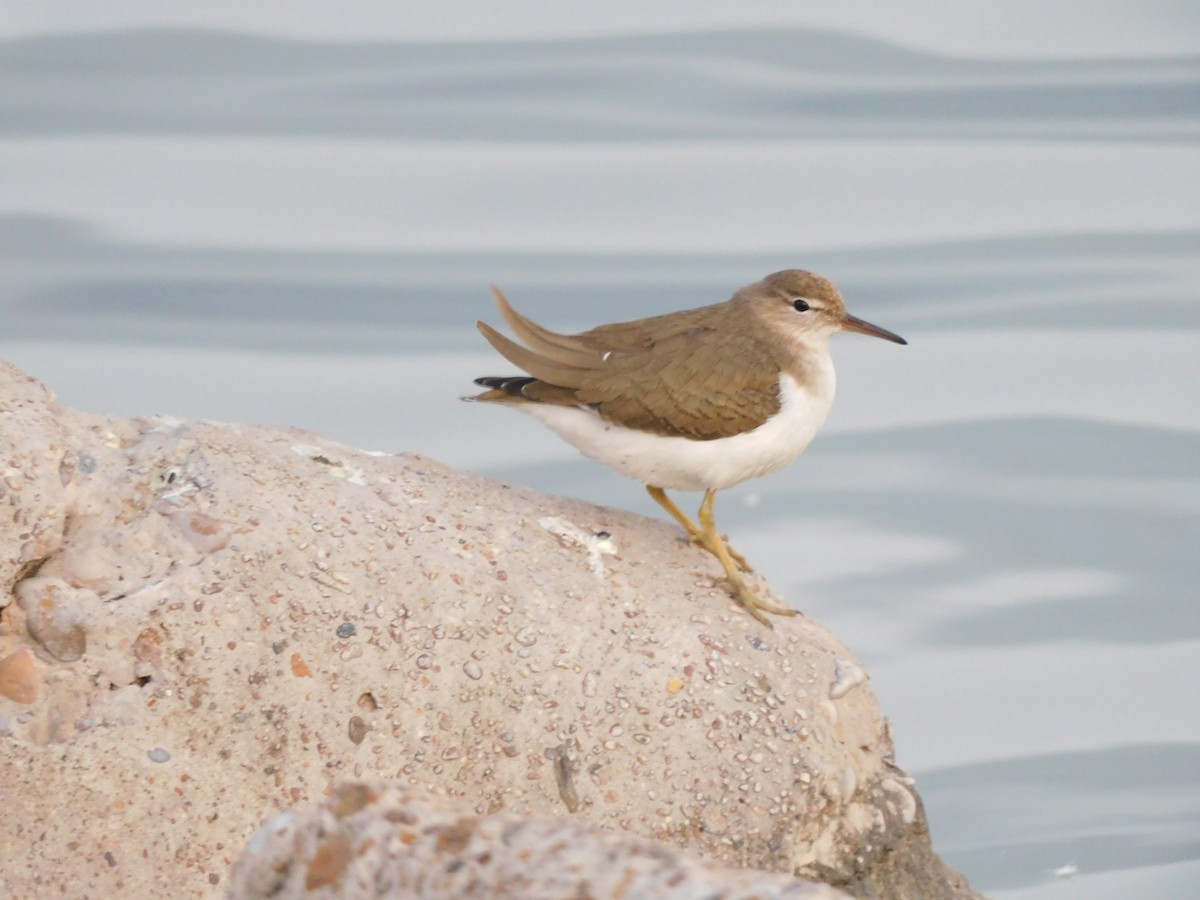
518, 367, 836, 492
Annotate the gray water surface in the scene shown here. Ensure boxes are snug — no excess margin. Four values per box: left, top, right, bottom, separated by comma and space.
3, 12, 1198, 897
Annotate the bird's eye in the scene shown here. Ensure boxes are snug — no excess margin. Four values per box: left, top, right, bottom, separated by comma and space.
793, 298, 810, 312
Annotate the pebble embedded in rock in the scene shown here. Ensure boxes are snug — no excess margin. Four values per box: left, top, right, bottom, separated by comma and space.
16, 577, 90, 662
168, 510, 231, 554
147, 747, 171, 763
0, 650, 39, 704
336, 623, 357, 639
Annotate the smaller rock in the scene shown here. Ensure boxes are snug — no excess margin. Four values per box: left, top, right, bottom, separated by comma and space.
0, 650, 39, 704
147, 747, 171, 763
229, 780, 850, 900
16, 576, 93, 662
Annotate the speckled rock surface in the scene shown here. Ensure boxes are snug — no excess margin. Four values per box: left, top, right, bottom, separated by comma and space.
229, 780, 850, 898
0, 361, 978, 899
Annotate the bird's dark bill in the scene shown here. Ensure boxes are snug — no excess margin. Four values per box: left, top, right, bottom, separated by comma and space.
841, 313, 907, 345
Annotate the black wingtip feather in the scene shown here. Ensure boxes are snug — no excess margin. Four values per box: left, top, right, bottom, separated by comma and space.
473, 376, 538, 397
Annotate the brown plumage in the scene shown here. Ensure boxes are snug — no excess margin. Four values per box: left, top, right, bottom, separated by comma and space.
473, 285, 790, 440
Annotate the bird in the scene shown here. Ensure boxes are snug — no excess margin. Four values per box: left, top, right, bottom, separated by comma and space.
467, 270, 906, 627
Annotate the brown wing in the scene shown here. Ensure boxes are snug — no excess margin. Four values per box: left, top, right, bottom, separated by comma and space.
577, 327, 781, 439
474, 289, 781, 440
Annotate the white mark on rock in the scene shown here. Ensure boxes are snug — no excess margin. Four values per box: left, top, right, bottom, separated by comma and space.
149, 416, 188, 431
880, 776, 918, 825
1051, 862, 1079, 879
838, 766, 857, 803
582, 670, 599, 697
537, 517, 617, 579
829, 659, 866, 699
291, 443, 366, 485
821, 698, 839, 726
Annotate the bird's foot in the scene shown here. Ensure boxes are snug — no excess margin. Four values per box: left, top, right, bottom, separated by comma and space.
691, 487, 792, 626
649, 485, 789, 626
723, 575, 798, 628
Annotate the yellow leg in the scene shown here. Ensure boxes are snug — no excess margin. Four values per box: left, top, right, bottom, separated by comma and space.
697, 489, 797, 627
646, 486, 752, 572
648, 486, 795, 627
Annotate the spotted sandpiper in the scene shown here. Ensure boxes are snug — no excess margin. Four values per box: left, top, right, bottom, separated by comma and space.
468, 270, 906, 627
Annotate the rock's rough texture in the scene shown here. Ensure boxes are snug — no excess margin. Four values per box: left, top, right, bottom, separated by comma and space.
229, 780, 850, 898
0, 360, 978, 899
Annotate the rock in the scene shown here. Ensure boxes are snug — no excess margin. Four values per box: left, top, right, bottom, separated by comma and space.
0, 361, 979, 898
229, 780, 849, 898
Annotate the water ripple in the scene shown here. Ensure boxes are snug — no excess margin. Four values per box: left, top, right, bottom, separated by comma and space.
4, 29, 1197, 141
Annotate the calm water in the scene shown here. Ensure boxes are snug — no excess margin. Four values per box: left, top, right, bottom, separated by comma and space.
3, 9, 1199, 896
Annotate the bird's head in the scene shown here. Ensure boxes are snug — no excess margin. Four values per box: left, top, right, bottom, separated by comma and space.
746, 269, 907, 348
